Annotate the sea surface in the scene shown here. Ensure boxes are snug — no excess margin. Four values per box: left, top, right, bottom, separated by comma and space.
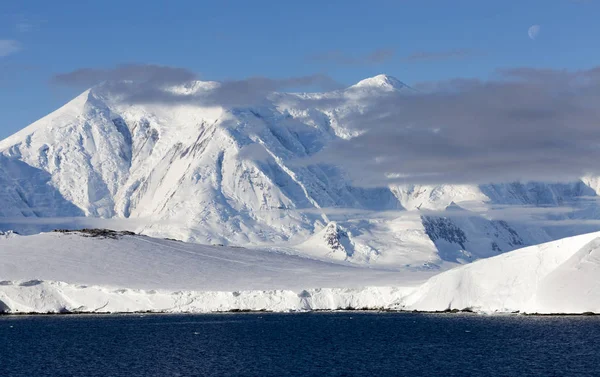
1, 312, 599, 376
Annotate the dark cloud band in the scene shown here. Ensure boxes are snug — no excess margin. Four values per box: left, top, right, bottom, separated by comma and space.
308, 67, 600, 186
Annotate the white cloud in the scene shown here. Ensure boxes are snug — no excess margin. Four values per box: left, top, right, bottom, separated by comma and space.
0, 40, 21, 57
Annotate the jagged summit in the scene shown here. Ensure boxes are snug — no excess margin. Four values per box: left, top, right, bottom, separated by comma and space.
0, 89, 94, 151
445, 201, 465, 211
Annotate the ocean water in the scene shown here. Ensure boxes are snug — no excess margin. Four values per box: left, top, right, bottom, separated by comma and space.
1, 312, 599, 376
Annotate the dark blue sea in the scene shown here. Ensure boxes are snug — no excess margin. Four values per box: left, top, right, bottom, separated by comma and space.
1, 312, 599, 376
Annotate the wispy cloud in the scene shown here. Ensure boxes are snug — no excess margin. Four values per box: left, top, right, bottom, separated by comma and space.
308, 48, 395, 65
15, 22, 34, 33
402, 49, 478, 62
52, 64, 342, 107
0, 40, 21, 57
289, 202, 596, 229
52, 64, 198, 88
11, 14, 46, 33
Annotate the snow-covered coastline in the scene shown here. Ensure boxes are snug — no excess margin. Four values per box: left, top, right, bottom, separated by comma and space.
0, 230, 423, 314
0, 280, 413, 314
1, 230, 600, 315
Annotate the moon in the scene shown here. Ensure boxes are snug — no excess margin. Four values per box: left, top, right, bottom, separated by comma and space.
528, 25, 541, 40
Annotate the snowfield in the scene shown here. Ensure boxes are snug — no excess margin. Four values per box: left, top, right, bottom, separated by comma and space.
1, 230, 599, 314
403, 231, 600, 314
0, 231, 423, 313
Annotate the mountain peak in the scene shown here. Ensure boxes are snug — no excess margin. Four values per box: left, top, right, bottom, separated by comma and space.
351, 74, 407, 91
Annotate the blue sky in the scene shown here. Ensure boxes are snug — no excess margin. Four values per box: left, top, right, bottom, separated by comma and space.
0, 0, 598, 139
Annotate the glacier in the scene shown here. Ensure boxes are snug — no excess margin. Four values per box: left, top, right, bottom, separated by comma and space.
1, 230, 599, 314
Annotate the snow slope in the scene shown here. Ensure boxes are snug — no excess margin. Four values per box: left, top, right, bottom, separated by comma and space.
0, 231, 423, 292
0, 230, 424, 313
2, 75, 600, 267
402, 231, 600, 314
1, 231, 600, 314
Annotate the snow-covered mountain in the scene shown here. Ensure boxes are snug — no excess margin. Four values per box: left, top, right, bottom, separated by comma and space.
2, 74, 600, 267
403, 230, 600, 314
